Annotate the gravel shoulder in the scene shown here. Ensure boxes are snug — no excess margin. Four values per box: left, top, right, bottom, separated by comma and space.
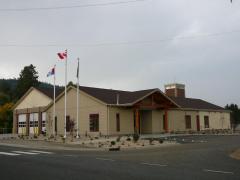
230, 149, 240, 160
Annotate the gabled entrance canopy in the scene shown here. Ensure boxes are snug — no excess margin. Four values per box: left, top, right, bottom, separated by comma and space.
130, 89, 179, 134
132, 90, 179, 110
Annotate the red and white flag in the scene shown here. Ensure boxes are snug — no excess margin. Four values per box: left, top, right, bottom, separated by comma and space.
57, 50, 67, 60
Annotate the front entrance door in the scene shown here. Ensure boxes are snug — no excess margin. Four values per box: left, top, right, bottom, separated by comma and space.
196, 115, 200, 131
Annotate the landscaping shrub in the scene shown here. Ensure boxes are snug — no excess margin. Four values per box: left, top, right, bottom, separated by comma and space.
126, 137, 131, 141
116, 136, 121, 142
133, 133, 139, 142
111, 141, 116, 146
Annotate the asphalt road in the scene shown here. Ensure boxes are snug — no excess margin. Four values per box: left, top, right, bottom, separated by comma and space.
0, 135, 240, 180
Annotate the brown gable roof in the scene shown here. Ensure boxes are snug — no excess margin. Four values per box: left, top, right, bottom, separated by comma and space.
35, 86, 64, 99
79, 86, 157, 105
169, 97, 225, 111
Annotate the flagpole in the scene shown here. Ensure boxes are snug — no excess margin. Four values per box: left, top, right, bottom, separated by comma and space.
76, 58, 80, 138
53, 65, 56, 137
64, 50, 67, 139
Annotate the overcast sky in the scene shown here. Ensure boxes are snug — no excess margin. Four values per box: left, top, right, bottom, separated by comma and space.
0, 0, 239, 107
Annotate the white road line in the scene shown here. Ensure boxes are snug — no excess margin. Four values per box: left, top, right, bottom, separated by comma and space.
96, 158, 115, 162
30, 150, 53, 154
63, 155, 77, 157
0, 152, 20, 156
203, 169, 234, 175
12, 151, 39, 155
141, 163, 168, 167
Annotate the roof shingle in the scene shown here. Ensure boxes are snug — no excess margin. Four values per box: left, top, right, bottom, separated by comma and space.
35, 86, 64, 99
39, 84, 226, 111
79, 86, 156, 104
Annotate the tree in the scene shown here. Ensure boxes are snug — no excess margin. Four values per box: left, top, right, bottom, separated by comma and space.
0, 80, 11, 94
225, 104, 240, 128
68, 81, 74, 86
0, 92, 10, 106
0, 80, 13, 103
0, 102, 14, 131
15, 64, 40, 99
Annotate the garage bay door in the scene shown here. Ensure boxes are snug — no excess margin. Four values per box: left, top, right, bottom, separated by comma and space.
30, 113, 39, 135
18, 114, 26, 135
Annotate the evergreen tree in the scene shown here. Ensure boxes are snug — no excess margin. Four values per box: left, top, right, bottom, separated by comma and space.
225, 104, 240, 127
0, 80, 11, 94
15, 64, 40, 99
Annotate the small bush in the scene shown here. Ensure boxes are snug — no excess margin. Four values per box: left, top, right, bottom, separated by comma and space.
116, 136, 121, 142
111, 141, 116, 146
133, 134, 139, 142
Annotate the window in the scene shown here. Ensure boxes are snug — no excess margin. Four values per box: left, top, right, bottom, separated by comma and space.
18, 114, 26, 127
185, 115, 191, 129
116, 113, 120, 132
90, 114, 99, 132
18, 121, 26, 128
163, 115, 166, 130
66, 116, 70, 132
55, 116, 57, 132
30, 113, 38, 127
204, 116, 209, 128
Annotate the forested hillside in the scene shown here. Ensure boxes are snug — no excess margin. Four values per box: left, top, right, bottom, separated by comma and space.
0, 64, 61, 132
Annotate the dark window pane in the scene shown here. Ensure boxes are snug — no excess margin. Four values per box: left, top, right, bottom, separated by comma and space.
90, 114, 99, 132
116, 113, 120, 132
185, 115, 191, 129
66, 116, 70, 132
55, 116, 57, 132
204, 116, 209, 128
163, 115, 166, 130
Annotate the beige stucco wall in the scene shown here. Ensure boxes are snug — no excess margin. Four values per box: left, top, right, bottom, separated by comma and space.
45, 87, 231, 136
198, 111, 231, 130
46, 88, 108, 136
108, 107, 134, 135
147, 109, 231, 133
167, 110, 231, 131
15, 88, 52, 110
167, 110, 198, 131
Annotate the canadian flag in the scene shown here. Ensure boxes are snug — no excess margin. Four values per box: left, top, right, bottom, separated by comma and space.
57, 50, 67, 60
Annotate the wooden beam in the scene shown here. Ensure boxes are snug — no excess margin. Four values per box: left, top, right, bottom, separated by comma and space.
164, 109, 169, 133
38, 110, 42, 135
26, 112, 30, 136
135, 109, 140, 134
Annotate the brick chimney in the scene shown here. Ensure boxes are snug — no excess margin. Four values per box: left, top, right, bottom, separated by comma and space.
165, 83, 185, 98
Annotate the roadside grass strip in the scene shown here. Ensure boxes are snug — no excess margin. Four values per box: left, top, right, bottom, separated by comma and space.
12, 151, 39, 155
203, 169, 234, 175
0, 152, 21, 156
96, 158, 115, 162
141, 162, 168, 167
